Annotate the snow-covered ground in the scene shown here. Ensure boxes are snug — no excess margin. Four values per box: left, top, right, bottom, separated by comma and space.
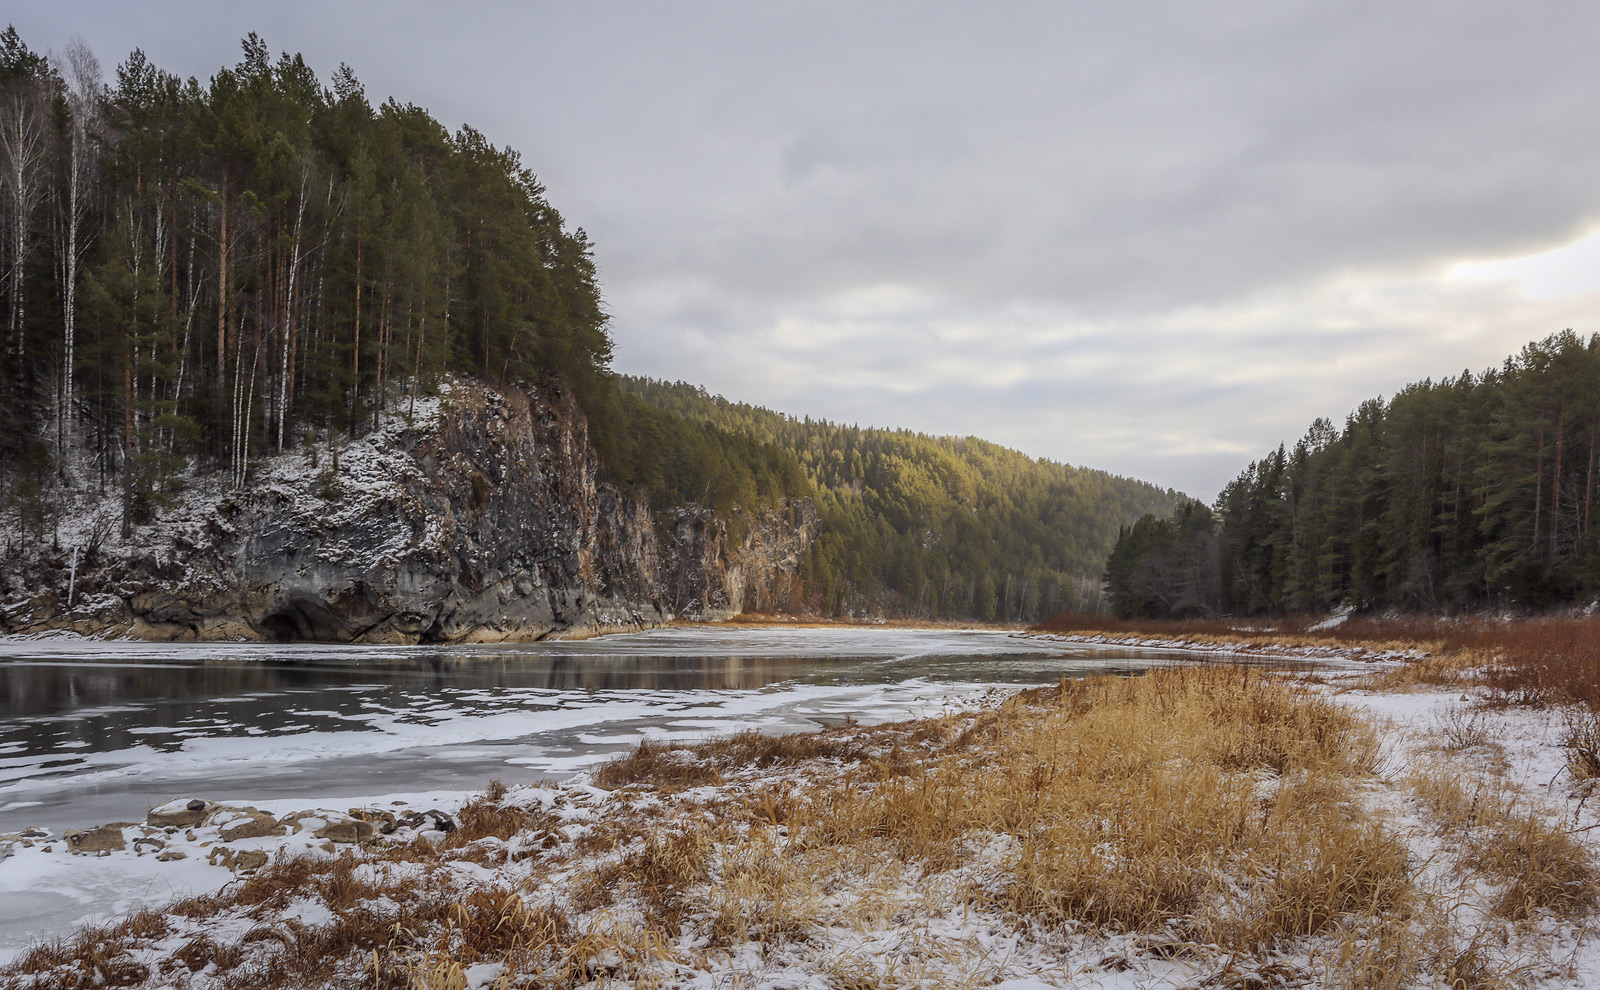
1031, 629, 1428, 663
0, 790, 460, 966
9, 632, 1596, 987
1328, 679, 1600, 986
0, 627, 1184, 961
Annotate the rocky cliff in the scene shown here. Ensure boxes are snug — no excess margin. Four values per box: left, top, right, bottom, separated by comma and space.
0, 380, 818, 642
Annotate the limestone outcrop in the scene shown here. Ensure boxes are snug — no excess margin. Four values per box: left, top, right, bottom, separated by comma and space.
0, 380, 817, 642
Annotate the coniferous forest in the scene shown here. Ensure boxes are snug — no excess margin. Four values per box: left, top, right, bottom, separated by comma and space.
1105, 331, 1600, 617
0, 29, 610, 528
0, 28, 1180, 623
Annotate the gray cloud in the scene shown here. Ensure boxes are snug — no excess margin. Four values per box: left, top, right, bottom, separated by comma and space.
16, 1, 1600, 495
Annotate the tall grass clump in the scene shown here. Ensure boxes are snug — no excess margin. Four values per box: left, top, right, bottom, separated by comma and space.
1410, 764, 1599, 922
796, 668, 1405, 949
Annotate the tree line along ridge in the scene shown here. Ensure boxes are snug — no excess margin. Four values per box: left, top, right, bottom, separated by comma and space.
1106, 331, 1600, 617
610, 377, 1180, 620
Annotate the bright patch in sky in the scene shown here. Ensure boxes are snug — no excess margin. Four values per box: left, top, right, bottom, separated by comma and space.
1451, 230, 1600, 299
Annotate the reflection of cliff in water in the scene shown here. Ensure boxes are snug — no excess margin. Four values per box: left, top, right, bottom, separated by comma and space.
0, 652, 885, 761
414, 651, 825, 691
0, 653, 834, 715
0, 631, 1334, 842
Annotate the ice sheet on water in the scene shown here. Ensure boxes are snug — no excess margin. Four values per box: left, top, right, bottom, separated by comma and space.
0, 626, 1195, 960
2, 628, 1146, 825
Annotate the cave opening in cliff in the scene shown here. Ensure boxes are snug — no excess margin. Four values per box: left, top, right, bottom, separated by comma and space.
259, 596, 348, 642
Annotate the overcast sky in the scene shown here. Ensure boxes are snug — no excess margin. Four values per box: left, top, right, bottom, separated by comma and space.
17, 2, 1600, 497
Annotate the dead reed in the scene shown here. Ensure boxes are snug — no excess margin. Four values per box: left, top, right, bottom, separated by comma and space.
1035, 612, 1600, 709
592, 729, 868, 790
1564, 709, 1600, 780
797, 668, 1403, 947
1409, 764, 1599, 922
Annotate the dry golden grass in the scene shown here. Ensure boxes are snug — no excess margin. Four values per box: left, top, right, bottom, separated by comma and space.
591, 738, 723, 789
1353, 653, 1485, 693
442, 779, 560, 852
13, 842, 583, 990
792, 668, 1403, 950
508, 669, 1423, 984
1473, 812, 1598, 921
1409, 764, 1598, 923
1565, 709, 1600, 781
592, 728, 869, 790
10, 908, 172, 988
1037, 613, 1600, 715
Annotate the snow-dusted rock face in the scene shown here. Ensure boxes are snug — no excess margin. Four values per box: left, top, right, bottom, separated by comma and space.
0, 380, 817, 642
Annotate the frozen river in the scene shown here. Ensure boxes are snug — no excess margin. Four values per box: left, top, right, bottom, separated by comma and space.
0, 625, 1220, 958
0, 626, 1198, 833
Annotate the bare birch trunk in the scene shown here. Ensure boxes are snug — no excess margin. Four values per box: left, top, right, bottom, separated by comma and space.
1553, 400, 1565, 558
278, 173, 307, 450
0, 84, 48, 362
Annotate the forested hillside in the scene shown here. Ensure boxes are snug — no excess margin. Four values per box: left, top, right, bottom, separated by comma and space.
0, 26, 1180, 626
0, 29, 609, 533
617, 377, 1181, 619
1105, 331, 1600, 617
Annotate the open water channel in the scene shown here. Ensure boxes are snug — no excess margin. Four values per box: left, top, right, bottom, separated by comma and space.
0, 626, 1240, 957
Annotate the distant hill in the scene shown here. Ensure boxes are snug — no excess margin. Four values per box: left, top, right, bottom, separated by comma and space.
608, 377, 1183, 620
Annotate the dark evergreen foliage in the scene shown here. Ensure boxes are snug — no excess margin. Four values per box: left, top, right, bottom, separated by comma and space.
0, 29, 610, 523
1104, 331, 1600, 616
1103, 501, 1221, 618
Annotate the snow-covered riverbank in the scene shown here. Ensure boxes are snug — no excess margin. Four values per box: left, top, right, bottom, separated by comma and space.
0, 627, 1177, 961
10, 649, 1600, 989
1027, 628, 1429, 663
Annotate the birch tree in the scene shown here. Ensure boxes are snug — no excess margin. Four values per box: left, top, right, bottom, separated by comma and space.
52, 35, 101, 461
0, 27, 51, 368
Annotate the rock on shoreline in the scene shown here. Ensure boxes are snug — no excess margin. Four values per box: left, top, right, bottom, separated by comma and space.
1, 796, 462, 877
